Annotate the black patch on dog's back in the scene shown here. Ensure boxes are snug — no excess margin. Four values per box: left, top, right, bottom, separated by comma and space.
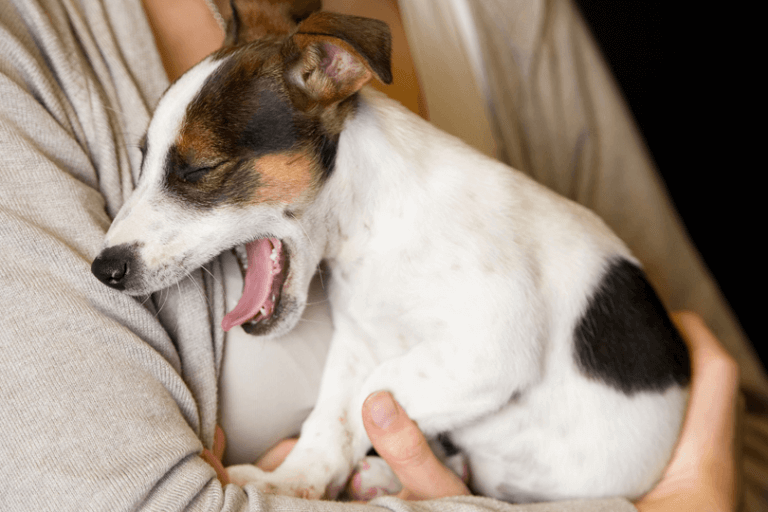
574, 258, 690, 395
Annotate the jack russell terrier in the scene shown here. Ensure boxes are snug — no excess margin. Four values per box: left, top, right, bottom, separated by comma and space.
92, 2, 690, 502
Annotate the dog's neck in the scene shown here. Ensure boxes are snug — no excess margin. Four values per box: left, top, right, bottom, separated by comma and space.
303, 88, 429, 263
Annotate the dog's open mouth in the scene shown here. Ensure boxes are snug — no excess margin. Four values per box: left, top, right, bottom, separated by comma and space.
221, 237, 288, 332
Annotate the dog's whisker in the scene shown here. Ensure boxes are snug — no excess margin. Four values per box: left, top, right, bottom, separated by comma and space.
315, 264, 325, 290
295, 317, 331, 326
295, 219, 319, 266
155, 287, 169, 317
200, 263, 223, 289
179, 266, 208, 304
161, 287, 171, 315
171, 280, 183, 329
152, 289, 162, 317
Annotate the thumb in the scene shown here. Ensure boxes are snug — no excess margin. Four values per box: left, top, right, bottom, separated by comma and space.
362, 391, 470, 500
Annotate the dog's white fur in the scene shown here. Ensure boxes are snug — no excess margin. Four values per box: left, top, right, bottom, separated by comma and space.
101, 54, 686, 501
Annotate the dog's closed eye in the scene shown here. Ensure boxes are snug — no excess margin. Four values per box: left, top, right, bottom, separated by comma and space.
174, 160, 227, 183
180, 165, 213, 183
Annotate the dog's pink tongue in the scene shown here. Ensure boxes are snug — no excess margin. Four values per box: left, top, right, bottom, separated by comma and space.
222, 238, 281, 332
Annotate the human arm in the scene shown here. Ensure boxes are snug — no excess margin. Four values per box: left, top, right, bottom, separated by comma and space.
0, 1, 231, 508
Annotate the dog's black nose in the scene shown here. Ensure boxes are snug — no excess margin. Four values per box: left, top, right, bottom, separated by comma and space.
91, 245, 135, 290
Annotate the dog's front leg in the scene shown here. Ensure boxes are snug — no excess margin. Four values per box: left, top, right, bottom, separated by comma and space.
227, 323, 375, 498
356, 326, 543, 437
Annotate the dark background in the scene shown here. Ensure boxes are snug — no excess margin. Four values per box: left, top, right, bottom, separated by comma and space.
574, 1, 764, 367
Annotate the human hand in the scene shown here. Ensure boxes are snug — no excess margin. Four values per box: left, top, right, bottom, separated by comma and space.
356, 390, 471, 500
634, 311, 740, 512
254, 390, 470, 500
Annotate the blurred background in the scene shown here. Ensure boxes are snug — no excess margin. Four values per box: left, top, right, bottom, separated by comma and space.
575, 1, 763, 368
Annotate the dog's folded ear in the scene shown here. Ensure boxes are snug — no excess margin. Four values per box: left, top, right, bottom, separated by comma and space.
289, 0, 323, 24
283, 12, 393, 106
225, 0, 322, 46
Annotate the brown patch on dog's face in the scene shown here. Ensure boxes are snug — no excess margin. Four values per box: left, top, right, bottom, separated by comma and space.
175, 122, 220, 168
157, 43, 337, 211
157, 10, 393, 211
224, 0, 322, 46
252, 152, 315, 204
225, 1, 293, 46
163, 144, 319, 210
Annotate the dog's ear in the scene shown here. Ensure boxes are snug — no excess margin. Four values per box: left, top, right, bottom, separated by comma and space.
284, 12, 393, 105
288, 0, 322, 24
225, 0, 321, 46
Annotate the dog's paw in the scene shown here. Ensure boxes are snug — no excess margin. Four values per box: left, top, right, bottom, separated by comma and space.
226, 463, 325, 499
226, 464, 265, 487
344, 456, 402, 500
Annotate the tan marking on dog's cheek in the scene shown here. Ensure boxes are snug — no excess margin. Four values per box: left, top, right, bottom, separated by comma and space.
253, 153, 317, 204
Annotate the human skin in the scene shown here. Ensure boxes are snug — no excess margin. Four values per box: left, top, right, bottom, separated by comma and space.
633, 312, 740, 512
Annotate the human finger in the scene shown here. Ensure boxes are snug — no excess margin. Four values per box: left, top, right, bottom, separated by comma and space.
255, 438, 298, 472
362, 391, 470, 500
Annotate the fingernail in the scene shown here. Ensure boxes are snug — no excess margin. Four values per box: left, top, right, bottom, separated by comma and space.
368, 391, 397, 429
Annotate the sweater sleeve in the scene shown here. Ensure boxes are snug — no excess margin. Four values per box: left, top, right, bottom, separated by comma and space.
0, 1, 220, 508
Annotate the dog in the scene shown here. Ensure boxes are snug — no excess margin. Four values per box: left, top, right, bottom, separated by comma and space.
91, 2, 690, 502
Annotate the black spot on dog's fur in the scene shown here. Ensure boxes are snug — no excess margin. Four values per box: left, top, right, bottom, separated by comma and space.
238, 88, 298, 155
574, 258, 691, 395
437, 432, 461, 457
318, 132, 338, 177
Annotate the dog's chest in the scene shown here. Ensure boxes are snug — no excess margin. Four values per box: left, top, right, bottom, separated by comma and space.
323, 187, 522, 358
327, 245, 462, 355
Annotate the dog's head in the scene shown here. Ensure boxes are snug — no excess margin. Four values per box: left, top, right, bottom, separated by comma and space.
91, 3, 391, 337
